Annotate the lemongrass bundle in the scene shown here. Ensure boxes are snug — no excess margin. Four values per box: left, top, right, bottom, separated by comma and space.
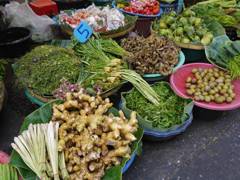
0, 164, 18, 180
44, 122, 60, 180
59, 152, 69, 180
120, 69, 160, 105
11, 124, 48, 179
46, 161, 54, 178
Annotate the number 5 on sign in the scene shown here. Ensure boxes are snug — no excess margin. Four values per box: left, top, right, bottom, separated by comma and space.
74, 21, 93, 43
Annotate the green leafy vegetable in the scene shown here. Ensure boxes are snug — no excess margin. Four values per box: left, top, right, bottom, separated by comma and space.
122, 82, 193, 131
195, 0, 237, 8
14, 45, 81, 96
191, 3, 238, 27
228, 54, 240, 79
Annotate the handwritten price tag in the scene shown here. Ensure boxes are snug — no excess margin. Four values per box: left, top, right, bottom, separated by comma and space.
74, 21, 93, 43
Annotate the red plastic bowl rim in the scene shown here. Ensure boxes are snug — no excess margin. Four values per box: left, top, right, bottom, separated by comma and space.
170, 63, 240, 111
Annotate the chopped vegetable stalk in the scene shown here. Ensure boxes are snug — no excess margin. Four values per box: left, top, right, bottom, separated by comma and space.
0, 164, 18, 180
59, 152, 69, 180
11, 123, 68, 180
44, 122, 60, 180
11, 124, 49, 179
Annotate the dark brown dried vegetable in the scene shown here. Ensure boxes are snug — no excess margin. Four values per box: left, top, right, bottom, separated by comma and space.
121, 35, 180, 75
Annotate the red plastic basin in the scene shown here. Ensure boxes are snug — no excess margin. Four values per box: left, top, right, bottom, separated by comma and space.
170, 63, 240, 111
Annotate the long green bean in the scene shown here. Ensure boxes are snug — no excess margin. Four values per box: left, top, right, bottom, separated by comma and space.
121, 69, 160, 105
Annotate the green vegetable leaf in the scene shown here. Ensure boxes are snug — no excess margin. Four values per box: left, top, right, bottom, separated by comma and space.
14, 45, 81, 95
19, 100, 61, 132
121, 82, 193, 132
103, 166, 122, 180
192, 3, 238, 27
204, 18, 226, 37
205, 35, 240, 71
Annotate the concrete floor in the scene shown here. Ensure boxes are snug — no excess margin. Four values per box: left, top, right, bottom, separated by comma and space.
1, 67, 240, 180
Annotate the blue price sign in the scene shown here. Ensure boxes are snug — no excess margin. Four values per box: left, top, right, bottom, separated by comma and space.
74, 21, 93, 43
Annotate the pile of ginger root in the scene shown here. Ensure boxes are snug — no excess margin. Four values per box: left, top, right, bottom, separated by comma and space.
52, 91, 138, 180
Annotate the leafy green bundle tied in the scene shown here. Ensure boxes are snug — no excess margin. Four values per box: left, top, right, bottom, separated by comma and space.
14, 45, 81, 95
125, 83, 190, 129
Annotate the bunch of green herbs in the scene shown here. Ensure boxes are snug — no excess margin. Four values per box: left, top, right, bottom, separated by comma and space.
206, 35, 240, 79
194, 0, 237, 8
228, 54, 240, 79
124, 82, 190, 129
191, 3, 238, 27
14, 45, 81, 95
71, 37, 129, 62
72, 37, 160, 105
71, 38, 128, 91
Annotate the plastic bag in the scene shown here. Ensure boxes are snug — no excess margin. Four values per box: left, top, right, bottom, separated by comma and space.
4, 2, 55, 42
0, 7, 8, 31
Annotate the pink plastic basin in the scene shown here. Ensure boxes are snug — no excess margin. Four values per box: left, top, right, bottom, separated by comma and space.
0, 151, 22, 180
0, 151, 9, 164
170, 63, 240, 111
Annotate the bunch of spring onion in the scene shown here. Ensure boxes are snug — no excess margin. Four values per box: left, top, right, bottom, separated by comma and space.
72, 37, 160, 105
72, 37, 130, 62
11, 122, 69, 180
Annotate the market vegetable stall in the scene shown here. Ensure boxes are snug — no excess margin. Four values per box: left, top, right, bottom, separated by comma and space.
0, 0, 240, 179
